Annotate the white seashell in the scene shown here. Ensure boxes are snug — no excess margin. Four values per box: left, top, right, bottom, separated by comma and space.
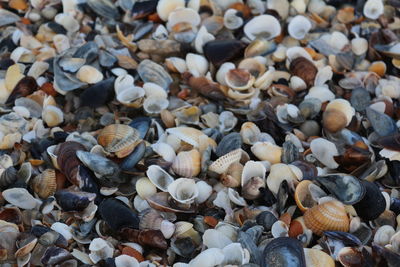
351, 37, 368, 56
166, 8, 201, 31
89, 238, 114, 264
116, 86, 145, 106
288, 15, 312, 40
111, 68, 128, 77
244, 15, 281, 41
42, 105, 64, 127
267, 0, 289, 20
216, 63, 236, 86
168, 178, 199, 204
228, 188, 247, 206
2, 188, 41, 210
305, 86, 336, 102
133, 195, 151, 212
271, 220, 289, 238
186, 53, 209, 77
310, 138, 339, 169
195, 181, 212, 204
152, 24, 169, 40
290, 76, 307, 92
136, 177, 157, 199
51, 222, 73, 241
363, 0, 384, 20
143, 97, 169, 114
390, 231, 400, 253
71, 249, 93, 265
143, 82, 167, 99
213, 189, 233, 218
76, 65, 104, 84
10, 47, 33, 63
114, 74, 134, 95
308, 0, 326, 15
286, 46, 313, 62
156, 0, 185, 21
221, 243, 250, 265
267, 163, 300, 194
195, 26, 215, 54
241, 160, 266, 187
272, 45, 287, 62
224, 9, 244, 30
291, 0, 307, 14
219, 111, 238, 133
146, 165, 174, 192
203, 229, 233, 249
165, 57, 187, 73
13, 106, 30, 118
115, 255, 139, 267
321, 31, 349, 52
189, 248, 225, 267
151, 142, 176, 162
100, 186, 118, 196
240, 122, 261, 145
53, 34, 70, 53
374, 225, 395, 246
27, 61, 49, 79
254, 67, 291, 90
54, 13, 80, 32
59, 57, 85, 73
314, 66, 333, 86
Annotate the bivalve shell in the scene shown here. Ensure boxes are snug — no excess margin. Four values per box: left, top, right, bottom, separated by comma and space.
171, 149, 201, 178
244, 15, 281, 41
209, 149, 242, 174
31, 169, 57, 199
98, 124, 141, 158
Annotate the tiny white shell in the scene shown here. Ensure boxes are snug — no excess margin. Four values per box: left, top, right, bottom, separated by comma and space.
156, 0, 185, 21
224, 9, 244, 30
195, 26, 215, 54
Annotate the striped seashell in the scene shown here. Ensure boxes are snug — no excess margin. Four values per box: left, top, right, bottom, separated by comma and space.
209, 148, 242, 174
304, 200, 349, 236
31, 169, 57, 199
171, 149, 201, 178
97, 124, 141, 158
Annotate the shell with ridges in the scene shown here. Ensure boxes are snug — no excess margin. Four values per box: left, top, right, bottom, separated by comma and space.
209, 149, 242, 174
31, 169, 57, 199
97, 124, 140, 158
171, 149, 201, 178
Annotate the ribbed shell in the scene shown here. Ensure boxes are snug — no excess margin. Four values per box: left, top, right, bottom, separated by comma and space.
209, 149, 242, 174
31, 169, 57, 199
304, 200, 349, 236
97, 124, 140, 158
171, 149, 201, 177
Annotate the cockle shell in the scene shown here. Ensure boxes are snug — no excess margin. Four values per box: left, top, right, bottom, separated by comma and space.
294, 180, 319, 212
31, 169, 57, 199
171, 149, 201, 178
97, 124, 140, 158
166, 127, 216, 149
304, 200, 350, 235
209, 149, 242, 174
136, 178, 157, 199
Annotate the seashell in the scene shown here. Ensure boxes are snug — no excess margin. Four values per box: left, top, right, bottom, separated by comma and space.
173, 106, 201, 125
203, 39, 247, 67
289, 57, 317, 87
167, 7, 201, 30
156, 0, 185, 21
314, 66, 333, 87
89, 238, 114, 264
251, 141, 282, 164
80, 78, 115, 108
115, 255, 139, 267
54, 189, 96, 212
228, 188, 247, 206
374, 225, 395, 246
195, 181, 212, 204
366, 107, 397, 137
294, 180, 319, 212
286, 46, 313, 63
99, 198, 139, 231
240, 122, 261, 145
76, 66, 104, 84
267, 163, 301, 195
224, 9, 244, 30
98, 124, 141, 158
303, 248, 335, 267
262, 237, 306, 266
42, 105, 64, 127
165, 57, 187, 74
242, 176, 265, 200
216, 133, 242, 157
203, 229, 233, 249
41, 246, 71, 265
143, 97, 169, 115
116, 86, 145, 108
0, 9, 20, 27
3, 188, 41, 210
305, 85, 335, 102
189, 248, 225, 267
353, 180, 386, 221
136, 178, 157, 199
304, 200, 350, 236
167, 178, 199, 205
363, 0, 384, 19
369, 61, 386, 77
194, 26, 215, 54
151, 142, 176, 163
220, 162, 243, 188
31, 169, 57, 199
310, 138, 339, 169
146, 165, 174, 192
171, 149, 201, 178
288, 15, 312, 40
238, 58, 266, 78
166, 127, 215, 148
137, 60, 173, 90
53, 34, 70, 53
241, 160, 266, 187
244, 15, 281, 41
209, 148, 242, 174
143, 83, 167, 99
186, 53, 209, 77
225, 69, 255, 90
351, 37, 368, 56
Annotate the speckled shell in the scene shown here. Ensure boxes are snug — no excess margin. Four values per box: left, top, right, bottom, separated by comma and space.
208, 148, 242, 174
97, 124, 141, 158
171, 149, 201, 178
304, 200, 349, 236
31, 169, 57, 199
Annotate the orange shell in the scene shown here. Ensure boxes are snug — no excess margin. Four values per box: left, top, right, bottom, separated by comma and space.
294, 180, 318, 212
304, 200, 349, 236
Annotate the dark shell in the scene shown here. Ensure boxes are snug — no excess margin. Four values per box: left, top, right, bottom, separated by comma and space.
55, 141, 86, 186
281, 141, 299, 164
216, 132, 242, 157
258, 187, 277, 206
72, 41, 99, 63
372, 243, 400, 267
129, 117, 151, 139
121, 141, 146, 173
40, 246, 72, 265
80, 78, 115, 108
186, 75, 226, 101
171, 237, 196, 258
350, 87, 371, 112
290, 160, 318, 179
0, 207, 22, 225
351, 223, 373, 245
120, 228, 168, 249
366, 107, 397, 137
238, 230, 261, 265
131, 0, 157, 19
377, 133, 400, 152
203, 40, 247, 66
276, 180, 289, 215
98, 198, 140, 231
77, 165, 101, 200
289, 57, 317, 87
146, 192, 196, 213
54, 189, 96, 212
76, 151, 121, 183
314, 174, 365, 205
262, 237, 306, 267
6, 76, 38, 105
353, 180, 386, 221
137, 59, 172, 90
324, 231, 362, 246
87, 0, 121, 20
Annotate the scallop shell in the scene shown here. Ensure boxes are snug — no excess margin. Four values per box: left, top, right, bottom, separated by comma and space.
31, 169, 57, 199
171, 149, 201, 178
244, 15, 281, 40
251, 142, 282, 164
304, 200, 350, 236
288, 15, 312, 40
97, 124, 140, 158
209, 149, 242, 174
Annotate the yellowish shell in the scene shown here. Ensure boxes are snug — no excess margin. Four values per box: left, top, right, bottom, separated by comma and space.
31, 169, 57, 199
209, 148, 242, 174
171, 149, 201, 178
304, 200, 349, 236
294, 180, 318, 212
251, 142, 282, 164
303, 248, 335, 267
97, 124, 141, 158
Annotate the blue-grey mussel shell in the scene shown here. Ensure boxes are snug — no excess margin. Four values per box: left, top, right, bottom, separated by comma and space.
262, 237, 306, 267
41, 246, 72, 266
314, 174, 365, 205
353, 180, 386, 221
54, 189, 96, 212
99, 198, 140, 231
366, 107, 397, 137
121, 141, 146, 173
129, 117, 151, 139
80, 78, 115, 108
215, 132, 242, 157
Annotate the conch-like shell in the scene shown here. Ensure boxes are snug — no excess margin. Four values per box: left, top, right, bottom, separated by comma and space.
171, 149, 201, 178
304, 200, 350, 235
168, 178, 199, 205
288, 15, 312, 40
244, 15, 281, 40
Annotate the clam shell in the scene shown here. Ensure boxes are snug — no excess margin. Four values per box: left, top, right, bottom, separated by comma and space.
303, 248, 335, 267
31, 169, 57, 199
245, 38, 277, 57
240, 122, 261, 145
251, 141, 282, 164
310, 138, 339, 169
168, 178, 199, 205
363, 0, 384, 19
304, 200, 350, 236
156, 0, 185, 21
146, 165, 174, 192
262, 237, 306, 267
216, 132, 242, 157
136, 178, 157, 200
325, 99, 355, 127
288, 15, 312, 40
3, 188, 41, 210
166, 127, 215, 148
224, 9, 244, 30
241, 160, 266, 187
267, 163, 302, 195
137, 59, 172, 90
76, 65, 103, 84
171, 149, 201, 178
289, 57, 317, 87
225, 69, 255, 90
98, 124, 140, 158
244, 15, 281, 40
42, 105, 64, 127
209, 148, 242, 174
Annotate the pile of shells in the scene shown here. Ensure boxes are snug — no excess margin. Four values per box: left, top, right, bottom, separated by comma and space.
2, 0, 400, 266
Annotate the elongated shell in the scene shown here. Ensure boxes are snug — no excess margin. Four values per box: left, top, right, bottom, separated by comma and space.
97, 124, 140, 158
171, 149, 201, 178
146, 165, 174, 192
31, 169, 57, 199
251, 142, 282, 164
304, 200, 349, 235
209, 149, 242, 174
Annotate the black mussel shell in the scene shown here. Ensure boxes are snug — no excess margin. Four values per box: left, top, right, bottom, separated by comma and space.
377, 133, 400, 152
73, 41, 99, 63
281, 141, 299, 164
129, 117, 151, 139
256, 211, 278, 231
131, 0, 157, 19
372, 243, 400, 267
47, 22, 67, 34
215, 132, 242, 157
314, 174, 365, 205
80, 78, 115, 108
353, 180, 386, 221
41, 246, 72, 265
54, 189, 96, 212
77, 166, 101, 201
203, 39, 247, 66
290, 160, 318, 179
0, 58, 15, 70
121, 141, 146, 173
86, 0, 121, 20
99, 198, 139, 231
351, 223, 373, 245
171, 237, 196, 258
276, 180, 289, 215
390, 197, 400, 214
257, 187, 277, 206
366, 107, 397, 137
262, 237, 306, 267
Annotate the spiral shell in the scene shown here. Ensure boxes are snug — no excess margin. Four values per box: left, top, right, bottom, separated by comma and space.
97, 124, 141, 158
171, 149, 201, 178
31, 169, 57, 199
304, 200, 349, 235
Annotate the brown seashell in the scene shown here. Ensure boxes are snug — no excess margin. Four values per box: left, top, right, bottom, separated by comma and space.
322, 109, 348, 133
288, 217, 306, 238
6, 76, 38, 105
184, 73, 226, 101
289, 57, 317, 87
377, 133, 400, 151
220, 162, 243, 188
304, 200, 350, 236
0, 207, 23, 230
160, 109, 176, 128
336, 7, 355, 24
9, 0, 28, 10
98, 124, 141, 158
55, 141, 86, 186
368, 61, 386, 77
120, 228, 168, 250
121, 246, 144, 262
294, 180, 318, 212
171, 149, 201, 178
31, 169, 57, 199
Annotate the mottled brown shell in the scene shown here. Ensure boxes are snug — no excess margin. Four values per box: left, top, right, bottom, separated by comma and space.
31, 169, 57, 199
55, 141, 86, 186
289, 57, 317, 87
304, 200, 349, 235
